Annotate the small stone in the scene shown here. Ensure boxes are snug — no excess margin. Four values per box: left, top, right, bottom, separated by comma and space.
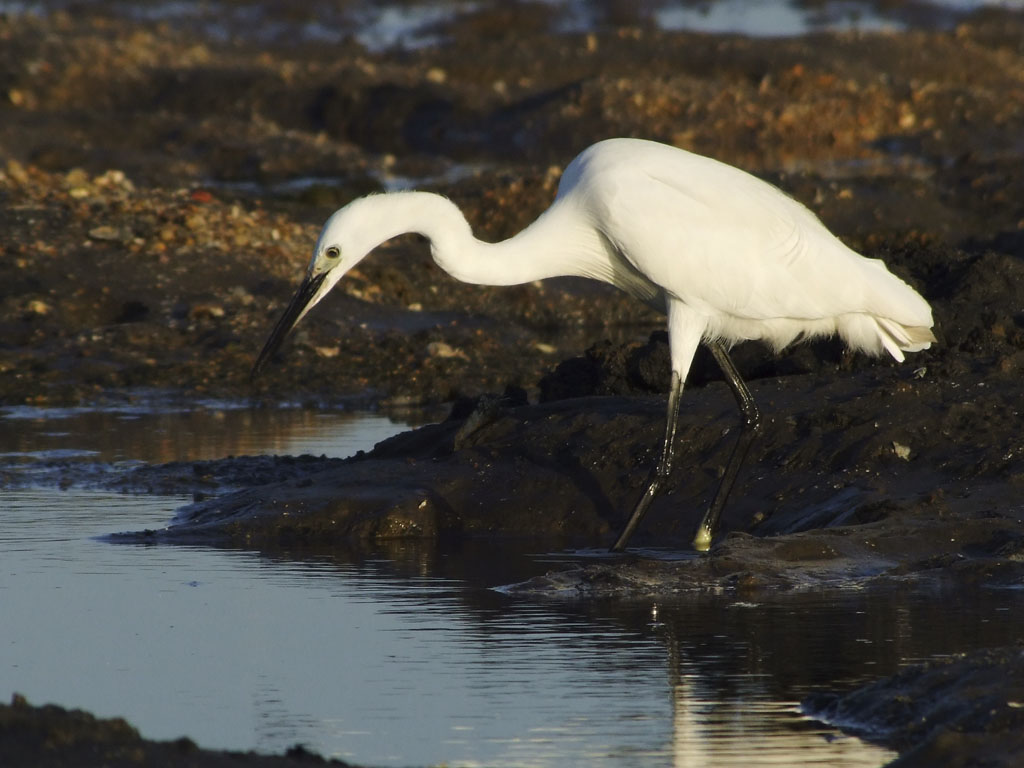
5, 159, 29, 185
228, 286, 254, 306
89, 225, 125, 242
184, 213, 206, 231
189, 302, 225, 320
892, 442, 912, 461
26, 299, 51, 316
94, 169, 132, 190
64, 168, 89, 188
427, 341, 468, 361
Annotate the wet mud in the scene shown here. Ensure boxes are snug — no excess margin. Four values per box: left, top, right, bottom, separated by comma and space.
0, 693, 354, 768
805, 645, 1024, 768
3, 1, 1024, 766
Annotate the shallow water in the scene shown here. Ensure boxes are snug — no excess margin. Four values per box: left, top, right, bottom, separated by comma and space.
2, 402, 1023, 766
3, 0, 1018, 49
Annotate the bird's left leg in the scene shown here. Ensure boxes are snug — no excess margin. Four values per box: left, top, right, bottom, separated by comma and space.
692, 340, 762, 551
610, 305, 702, 552
609, 369, 684, 552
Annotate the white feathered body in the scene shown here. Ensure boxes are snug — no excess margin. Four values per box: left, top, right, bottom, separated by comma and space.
546, 139, 934, 363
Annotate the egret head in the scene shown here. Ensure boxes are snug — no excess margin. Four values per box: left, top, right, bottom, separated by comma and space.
250, 204, 369, 379
250, 191, 463, 379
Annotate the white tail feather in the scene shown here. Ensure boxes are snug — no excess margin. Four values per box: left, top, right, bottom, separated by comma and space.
874, 316, 936, 362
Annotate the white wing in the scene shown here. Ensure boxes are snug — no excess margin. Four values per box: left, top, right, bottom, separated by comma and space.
565, 139, 931, 330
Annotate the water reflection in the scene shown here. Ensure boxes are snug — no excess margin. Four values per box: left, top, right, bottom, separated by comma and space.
146, 536, 1024, 765
0, 401, 408, 466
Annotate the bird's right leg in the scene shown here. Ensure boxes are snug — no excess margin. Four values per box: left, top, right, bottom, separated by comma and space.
691, 340, 762, 551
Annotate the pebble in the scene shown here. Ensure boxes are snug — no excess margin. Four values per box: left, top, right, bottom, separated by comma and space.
427, 341, 468, 361
188, 302, 225, 320
26, 299, 51, 316
892, 442, 912, 461
5, 159, 29, 185
88, 225, 126, 242
93, 169, 133, 191
228, 286, 255, 306
64, 168, 89, 189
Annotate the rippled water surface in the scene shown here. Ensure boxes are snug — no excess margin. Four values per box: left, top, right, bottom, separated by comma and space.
3, 402, 1023, 766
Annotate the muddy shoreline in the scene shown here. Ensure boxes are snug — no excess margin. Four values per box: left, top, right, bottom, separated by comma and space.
3, 2, 1024, 766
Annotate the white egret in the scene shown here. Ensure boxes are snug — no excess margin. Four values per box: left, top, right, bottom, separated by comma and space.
252, 138, 935, 552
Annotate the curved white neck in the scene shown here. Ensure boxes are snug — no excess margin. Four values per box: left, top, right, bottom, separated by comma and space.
346, 191, 610, 286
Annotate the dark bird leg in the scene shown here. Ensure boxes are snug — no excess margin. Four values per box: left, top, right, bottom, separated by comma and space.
609, 369, 684, 552
609, 339, 761, 553
692, 340, 762, 551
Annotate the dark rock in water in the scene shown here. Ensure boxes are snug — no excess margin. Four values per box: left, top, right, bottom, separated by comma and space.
804, 645, 1024, 768
0, 693, 352, 767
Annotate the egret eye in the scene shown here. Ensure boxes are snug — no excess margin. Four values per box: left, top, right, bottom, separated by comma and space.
325, 246, 341, 260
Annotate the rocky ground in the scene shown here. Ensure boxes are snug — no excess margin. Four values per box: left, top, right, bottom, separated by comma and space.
3, 1, 1024, 766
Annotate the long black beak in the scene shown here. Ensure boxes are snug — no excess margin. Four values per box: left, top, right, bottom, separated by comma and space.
250, 272, 327, 380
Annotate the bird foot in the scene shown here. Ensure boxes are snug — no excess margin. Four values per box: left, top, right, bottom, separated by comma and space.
692, 526, 713, 552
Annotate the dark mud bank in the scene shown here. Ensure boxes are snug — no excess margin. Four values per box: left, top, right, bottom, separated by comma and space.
107, 358, 1024, 594
805, 645, 1024, 768
0, 694, 357, 768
